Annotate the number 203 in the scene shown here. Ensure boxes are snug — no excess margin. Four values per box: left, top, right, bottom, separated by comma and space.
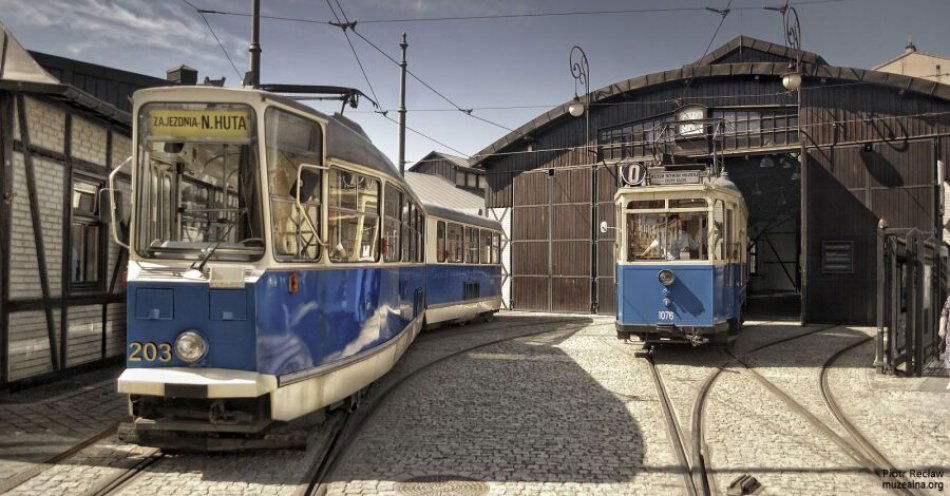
128, 342, 172, 362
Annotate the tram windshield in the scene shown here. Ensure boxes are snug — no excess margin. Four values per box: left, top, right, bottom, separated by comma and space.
627, 210, 708, 261
134, 103, 264, 261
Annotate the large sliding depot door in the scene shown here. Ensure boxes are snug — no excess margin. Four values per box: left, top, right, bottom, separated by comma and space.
511, 168, 592, 313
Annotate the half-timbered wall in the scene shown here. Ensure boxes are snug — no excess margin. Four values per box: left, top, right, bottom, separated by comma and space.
1, 92, 130, 385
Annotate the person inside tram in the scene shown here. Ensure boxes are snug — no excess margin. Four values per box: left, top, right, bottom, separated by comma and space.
640, 214, 700, 261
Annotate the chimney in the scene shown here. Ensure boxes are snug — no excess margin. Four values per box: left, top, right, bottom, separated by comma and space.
203, 76, 226, 87
166, 65, 198, 85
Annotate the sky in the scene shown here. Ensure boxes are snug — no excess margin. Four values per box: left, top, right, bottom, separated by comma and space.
1, 0, 948, 165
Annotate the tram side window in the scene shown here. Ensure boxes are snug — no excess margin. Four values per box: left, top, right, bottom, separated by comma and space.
464, 226, 478, 263
491, 232, 501, 265
627, 211, 708, 261
725, 208, 735, 261
415, 209, 425, 263
265, 108, 323, 262
437, 221, 446, 263
712, 201, 725, 261
383, 184, 401, 262
446, 223, 464, 263
328, 169, 380, 263
479, 229, 492, 264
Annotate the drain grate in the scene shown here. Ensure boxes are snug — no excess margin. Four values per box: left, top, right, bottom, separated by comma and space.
395, 475, 489, 496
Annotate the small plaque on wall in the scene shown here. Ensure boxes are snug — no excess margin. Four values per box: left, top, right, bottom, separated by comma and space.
821, 241, 854, 274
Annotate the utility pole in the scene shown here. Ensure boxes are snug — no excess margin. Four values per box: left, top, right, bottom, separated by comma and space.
248, 0, 262, 88
398, 33, 408, 176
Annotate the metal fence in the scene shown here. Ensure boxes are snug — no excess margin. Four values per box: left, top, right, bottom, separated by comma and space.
875, 227, 948, 376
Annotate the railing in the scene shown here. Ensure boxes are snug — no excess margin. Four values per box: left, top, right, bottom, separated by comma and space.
875, 227, 948, 376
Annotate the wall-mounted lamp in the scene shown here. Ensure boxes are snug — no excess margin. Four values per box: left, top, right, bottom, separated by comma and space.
782, 72, 802, 91
568, 98, 585, 117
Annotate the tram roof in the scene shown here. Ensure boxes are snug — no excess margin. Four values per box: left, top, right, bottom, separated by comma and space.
133, 86, 405, 184
423, 203, 501, 231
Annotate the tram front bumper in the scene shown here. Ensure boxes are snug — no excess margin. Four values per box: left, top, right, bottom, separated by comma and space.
615, 321, 728, 344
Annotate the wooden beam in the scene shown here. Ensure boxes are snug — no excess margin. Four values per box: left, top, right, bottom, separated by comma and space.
59, 112, 72, 369
0, 92, 14, 384
16, 93, 60, 371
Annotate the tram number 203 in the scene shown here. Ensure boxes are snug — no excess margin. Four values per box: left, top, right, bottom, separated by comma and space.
128, 342, 173, 362
658, 310, 675, 321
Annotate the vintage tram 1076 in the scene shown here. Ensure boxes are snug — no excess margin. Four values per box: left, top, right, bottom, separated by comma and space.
613, 166, 748, 348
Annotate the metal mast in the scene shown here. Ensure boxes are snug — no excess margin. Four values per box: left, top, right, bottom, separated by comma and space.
248, 0, 262, 88
398, 33, 408, 176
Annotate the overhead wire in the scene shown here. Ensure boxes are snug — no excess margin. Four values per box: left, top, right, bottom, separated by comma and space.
345, 28, 519, 134
377, 112, 471, 157
180, 0, 243, 81
196, 0, 855, 25
325, 0, 384, 110
395, 109, 950, 164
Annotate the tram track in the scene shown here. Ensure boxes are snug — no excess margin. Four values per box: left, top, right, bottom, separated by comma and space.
35, 316, 593, 496
689, 325, 922, 496
0, 423, 119, 495
298, 317, 595, 496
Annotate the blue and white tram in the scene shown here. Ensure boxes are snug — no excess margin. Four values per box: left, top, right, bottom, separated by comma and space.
614, 171, 748, 347
424, 205, 502, 325
111, 85, 472, 442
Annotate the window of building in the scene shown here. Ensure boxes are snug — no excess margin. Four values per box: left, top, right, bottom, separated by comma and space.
599, 108, 798, 160
447, 223, 463, 263
467, 173, 478, 188
478, 176, 487, 190
265, 108, 323, 261
455, 172, 466, 187
479, 229, 492, 264
437, 221, 446, 263
70, 177, 104, 288
384, 184, 402, 262
464, 226, 478, 263
328, 169, 380, 263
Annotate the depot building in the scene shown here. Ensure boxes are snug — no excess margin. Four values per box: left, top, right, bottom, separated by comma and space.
475, 36, 950, 324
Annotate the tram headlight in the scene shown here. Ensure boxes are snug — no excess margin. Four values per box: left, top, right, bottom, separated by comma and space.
658, 270, 676, 286
175, 331, 208, 363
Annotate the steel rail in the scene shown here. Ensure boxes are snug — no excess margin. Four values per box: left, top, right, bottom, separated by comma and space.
81, 448, 163, 496
0, 423, 119, 495
646, 356, 701, 496
689, 323, 838, 494
14, 316, 593, 496
300, 319, 596, 496
726, 339, 919, 496
819, 337, 924, 496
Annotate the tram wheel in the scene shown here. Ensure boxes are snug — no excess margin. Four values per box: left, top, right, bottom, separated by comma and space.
727, 318, 743, 336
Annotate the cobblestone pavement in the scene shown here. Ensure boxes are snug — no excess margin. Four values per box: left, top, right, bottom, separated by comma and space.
0, 368, 126, 481
1, 315, 948, 496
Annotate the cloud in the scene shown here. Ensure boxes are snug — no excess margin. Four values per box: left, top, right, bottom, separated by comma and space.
0, 0, 245, 69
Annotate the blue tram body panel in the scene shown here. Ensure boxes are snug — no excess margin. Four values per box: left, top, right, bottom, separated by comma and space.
125, 266, 426, 378
616, 263, 743, 327
425, 264, 502, 307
